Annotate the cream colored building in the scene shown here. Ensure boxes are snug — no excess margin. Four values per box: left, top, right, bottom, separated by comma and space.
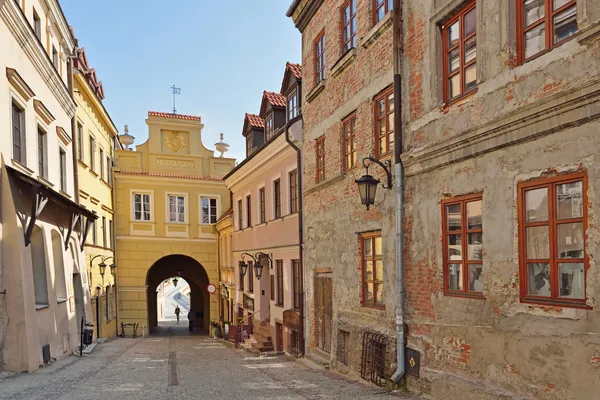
73, 46, 119, 339
0, 0, 96, 371
114, 112, 235, 333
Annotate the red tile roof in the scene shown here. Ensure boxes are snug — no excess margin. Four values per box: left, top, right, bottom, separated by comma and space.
148, 111, 201, 121
245, 113, 265, 128
263, 91, 286, 108
115, 171, 222, 181
287, 62, 302, 79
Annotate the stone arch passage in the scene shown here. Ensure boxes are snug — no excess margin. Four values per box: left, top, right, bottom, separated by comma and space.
146, 255, 210, 333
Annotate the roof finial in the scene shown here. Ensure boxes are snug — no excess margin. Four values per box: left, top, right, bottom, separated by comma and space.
119, 124, 135, 150
214, 133, 230, 158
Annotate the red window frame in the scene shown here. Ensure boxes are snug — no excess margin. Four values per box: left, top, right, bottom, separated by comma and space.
289, 169, 298, 214
276, 260, 284, 306
292, 260, 301, 310
315, 136, 325, 183
314, 30, 326, 85
517, 172, 589, 309
259, 187, 266, 223
274, 179, 282, 219
516, 0, 577, 64
441, 193, 484, 298
374, 87, 394, 158
341, 0, 357, 53
373, 0, 393, 25
361, 231, 384, 308
342, 113, 357, 171
441, 1, 477, 105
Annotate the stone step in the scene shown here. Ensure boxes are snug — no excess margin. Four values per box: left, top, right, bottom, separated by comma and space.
297, 356, 329, 370
306, 349, 330, 368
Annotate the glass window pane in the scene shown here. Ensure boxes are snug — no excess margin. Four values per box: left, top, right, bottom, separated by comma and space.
465, 36, 476, 63
365, 261, 373, 280
525, 24, 546, 59
448, 263, 462, 290
449, 48, 460, 73
553, 5, 577, 44
527, 263, 551, 296
448, 21, 460, 48
388, 93, 394, 111
464, 7, 476, 36
553, 0, 570, 10
557, 222, 584, 258
467, 200, 482, 229
364, 238, 372, 257
524, 0, 545, 27
375, 237, 382, 256
527, 226, 550, 259
526, 187, 548, 222
468, 264, 483, 292
365, 283, 374, 302
468, 232, 483, 260
375, 260, 383, 280
448, 234, 462, 260
465, 64, 477, 91
375, 284, 384, 304
557, 181, 583, 219
446, 203, 461, 231
448, 73, 461, 99
559, 262, 585, 299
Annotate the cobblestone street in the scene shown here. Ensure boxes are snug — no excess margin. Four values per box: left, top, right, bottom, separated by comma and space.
0, 322, 417, 400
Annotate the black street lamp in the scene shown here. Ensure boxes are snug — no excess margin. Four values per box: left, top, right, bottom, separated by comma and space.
240, 252, 273, 279
239, 260, 249, 277
355, 157, 393, 210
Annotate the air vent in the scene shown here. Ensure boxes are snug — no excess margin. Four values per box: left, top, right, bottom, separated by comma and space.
42, 344, 51, 364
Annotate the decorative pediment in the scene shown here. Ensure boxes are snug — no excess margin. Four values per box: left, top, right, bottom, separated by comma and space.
56, 126, 72, 146
34, 99, 56, 125
6, 68, 36, 101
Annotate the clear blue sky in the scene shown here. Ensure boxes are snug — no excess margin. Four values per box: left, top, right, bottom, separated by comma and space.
61, 0, 300, 163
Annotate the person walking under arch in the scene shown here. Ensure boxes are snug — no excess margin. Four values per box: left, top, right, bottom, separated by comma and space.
174, 305, 181, 323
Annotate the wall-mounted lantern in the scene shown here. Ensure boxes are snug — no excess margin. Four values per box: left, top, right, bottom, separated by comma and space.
355, 157, 393, 210
239, 252, 273, 279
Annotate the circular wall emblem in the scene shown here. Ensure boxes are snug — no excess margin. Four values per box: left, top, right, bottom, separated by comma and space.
207, 284, 217, 294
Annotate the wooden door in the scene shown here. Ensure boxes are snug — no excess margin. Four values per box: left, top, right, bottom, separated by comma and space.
315, 277, 332, 353
276, 322, 283, 352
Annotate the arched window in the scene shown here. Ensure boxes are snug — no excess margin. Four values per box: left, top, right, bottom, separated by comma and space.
51, 231, 67, 301
31, 226, 49, 307
105, 285, 110, 320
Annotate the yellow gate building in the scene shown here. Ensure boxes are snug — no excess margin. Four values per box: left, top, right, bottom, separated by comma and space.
113, 111, 234, 333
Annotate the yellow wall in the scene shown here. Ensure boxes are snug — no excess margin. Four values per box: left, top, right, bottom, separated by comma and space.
114, 113, 235, 332
74, 73, 118, 338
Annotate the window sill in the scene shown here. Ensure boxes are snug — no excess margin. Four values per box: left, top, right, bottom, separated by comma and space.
360, 12, 392, 49
444, 291, 485, 300
132, 219, 153, 223
100, 178, 111, 187
275, 303, 284, 308
361, 304, 386, 311
77, 159, 88, 168
331, 48, 356, 78
268, 218, 283, 225
306, 80, 326, 104
11, 159, 34, 175
90, 170, 98, 177
442, 87, 478, 110
35, 304, 49, 310
254, 222, 267, 228
522, 297, 591, 310
305, 173, 345, 195
38, 175, 54, 187
59, 190, 72, 199
283, 213, 299, 220
577, 22, 600, 45
167, 221, 189, 225
57, 298, 68, 304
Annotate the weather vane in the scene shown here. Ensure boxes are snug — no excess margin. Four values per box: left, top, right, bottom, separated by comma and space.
171, 85, 181, 114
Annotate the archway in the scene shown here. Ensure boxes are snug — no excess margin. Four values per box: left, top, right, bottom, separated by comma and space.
146, 255, 210, 333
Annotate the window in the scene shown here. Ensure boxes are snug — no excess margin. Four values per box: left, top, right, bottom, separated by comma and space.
246, 195, 252, 227
167, 195, 185, 223
316, 137, 325, 183
240, 265, 244, 291
31, 226, 49, 307
100, 149, 105, 180
38, 127, 47, 178
201, 197, 218, 224
518, 0, 577, 63
237, 199, 243, 229
265, 115, 274, 140
374, 88, 395, 158
442, 194, 483, 297
51, 231, 67, 301
287, 89, 298, 121
276, 260, 284, 306
12, 102, 25, 163
77, 123, 83, 161
107, 156, 112, 185
246, 134, 253, 156
518, 173, 587, 307
33, 9, 41, 40
248, 261, 254, 292
259, 187, 266, 223
314, 31, 326, 84
289, 170, 298, 214
293, 260, 301, 310
92, 219, 97, 245
442, 1, 477, 103
270, 274, 275, 301
133, 193, 151, 221
342, 0, 357, 53
373, 0, 393, 24
361, 232, 383, 307
59, 149, 66, 192
342, 114, 357, 171
102, 216, 107, 248
52, 46, 59, 70
274, 179, 281, 219
89, 135, 95, 171
109, 220, 113, 249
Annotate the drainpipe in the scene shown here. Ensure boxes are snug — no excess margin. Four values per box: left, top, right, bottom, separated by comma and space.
68, 52, 80, 204
391, 0, 406, 383
284, 118, 305, 356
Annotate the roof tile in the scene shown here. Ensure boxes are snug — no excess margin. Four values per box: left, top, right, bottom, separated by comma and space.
148, 111, 201, 121
115, 171, 221, 181
263, 91, 286, 108
245, 113, 265, 128
287, 62, 302, 79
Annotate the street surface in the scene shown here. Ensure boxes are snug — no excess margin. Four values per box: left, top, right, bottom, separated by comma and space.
0, 321, 418, 399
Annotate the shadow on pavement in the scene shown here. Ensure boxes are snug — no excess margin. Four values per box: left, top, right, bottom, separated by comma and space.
152, 320, 207, 337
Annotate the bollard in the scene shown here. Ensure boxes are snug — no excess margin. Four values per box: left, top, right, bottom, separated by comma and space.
142, 325, 147, 338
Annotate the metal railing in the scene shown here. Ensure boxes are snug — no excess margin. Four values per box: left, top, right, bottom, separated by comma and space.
360, 332, 390, 386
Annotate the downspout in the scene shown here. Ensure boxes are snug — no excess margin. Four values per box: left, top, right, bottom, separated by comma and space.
284, 116, 305, 356
68, 52, 80, 204
391, 0, 405, 383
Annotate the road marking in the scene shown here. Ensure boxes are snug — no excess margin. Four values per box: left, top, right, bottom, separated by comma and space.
169, 351, 179, 386
243, 363, 287, 369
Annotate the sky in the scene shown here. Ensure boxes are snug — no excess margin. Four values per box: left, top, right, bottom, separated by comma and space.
60, 0, 301, 163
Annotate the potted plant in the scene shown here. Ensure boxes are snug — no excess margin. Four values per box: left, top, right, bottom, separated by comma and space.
210, 321, 222, 338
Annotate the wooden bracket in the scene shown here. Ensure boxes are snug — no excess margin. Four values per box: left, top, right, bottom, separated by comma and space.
64, 213, 79, 251
79, 215, 94, 252
24, 191, 48, 247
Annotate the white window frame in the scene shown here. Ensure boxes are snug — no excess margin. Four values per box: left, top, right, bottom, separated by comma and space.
256, 182, 266, 225
10, 91, 28, 166
131, 190, 154, 222
199, 194, 221, 225
270, 172, 282, 220
166, 192, 188, 224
